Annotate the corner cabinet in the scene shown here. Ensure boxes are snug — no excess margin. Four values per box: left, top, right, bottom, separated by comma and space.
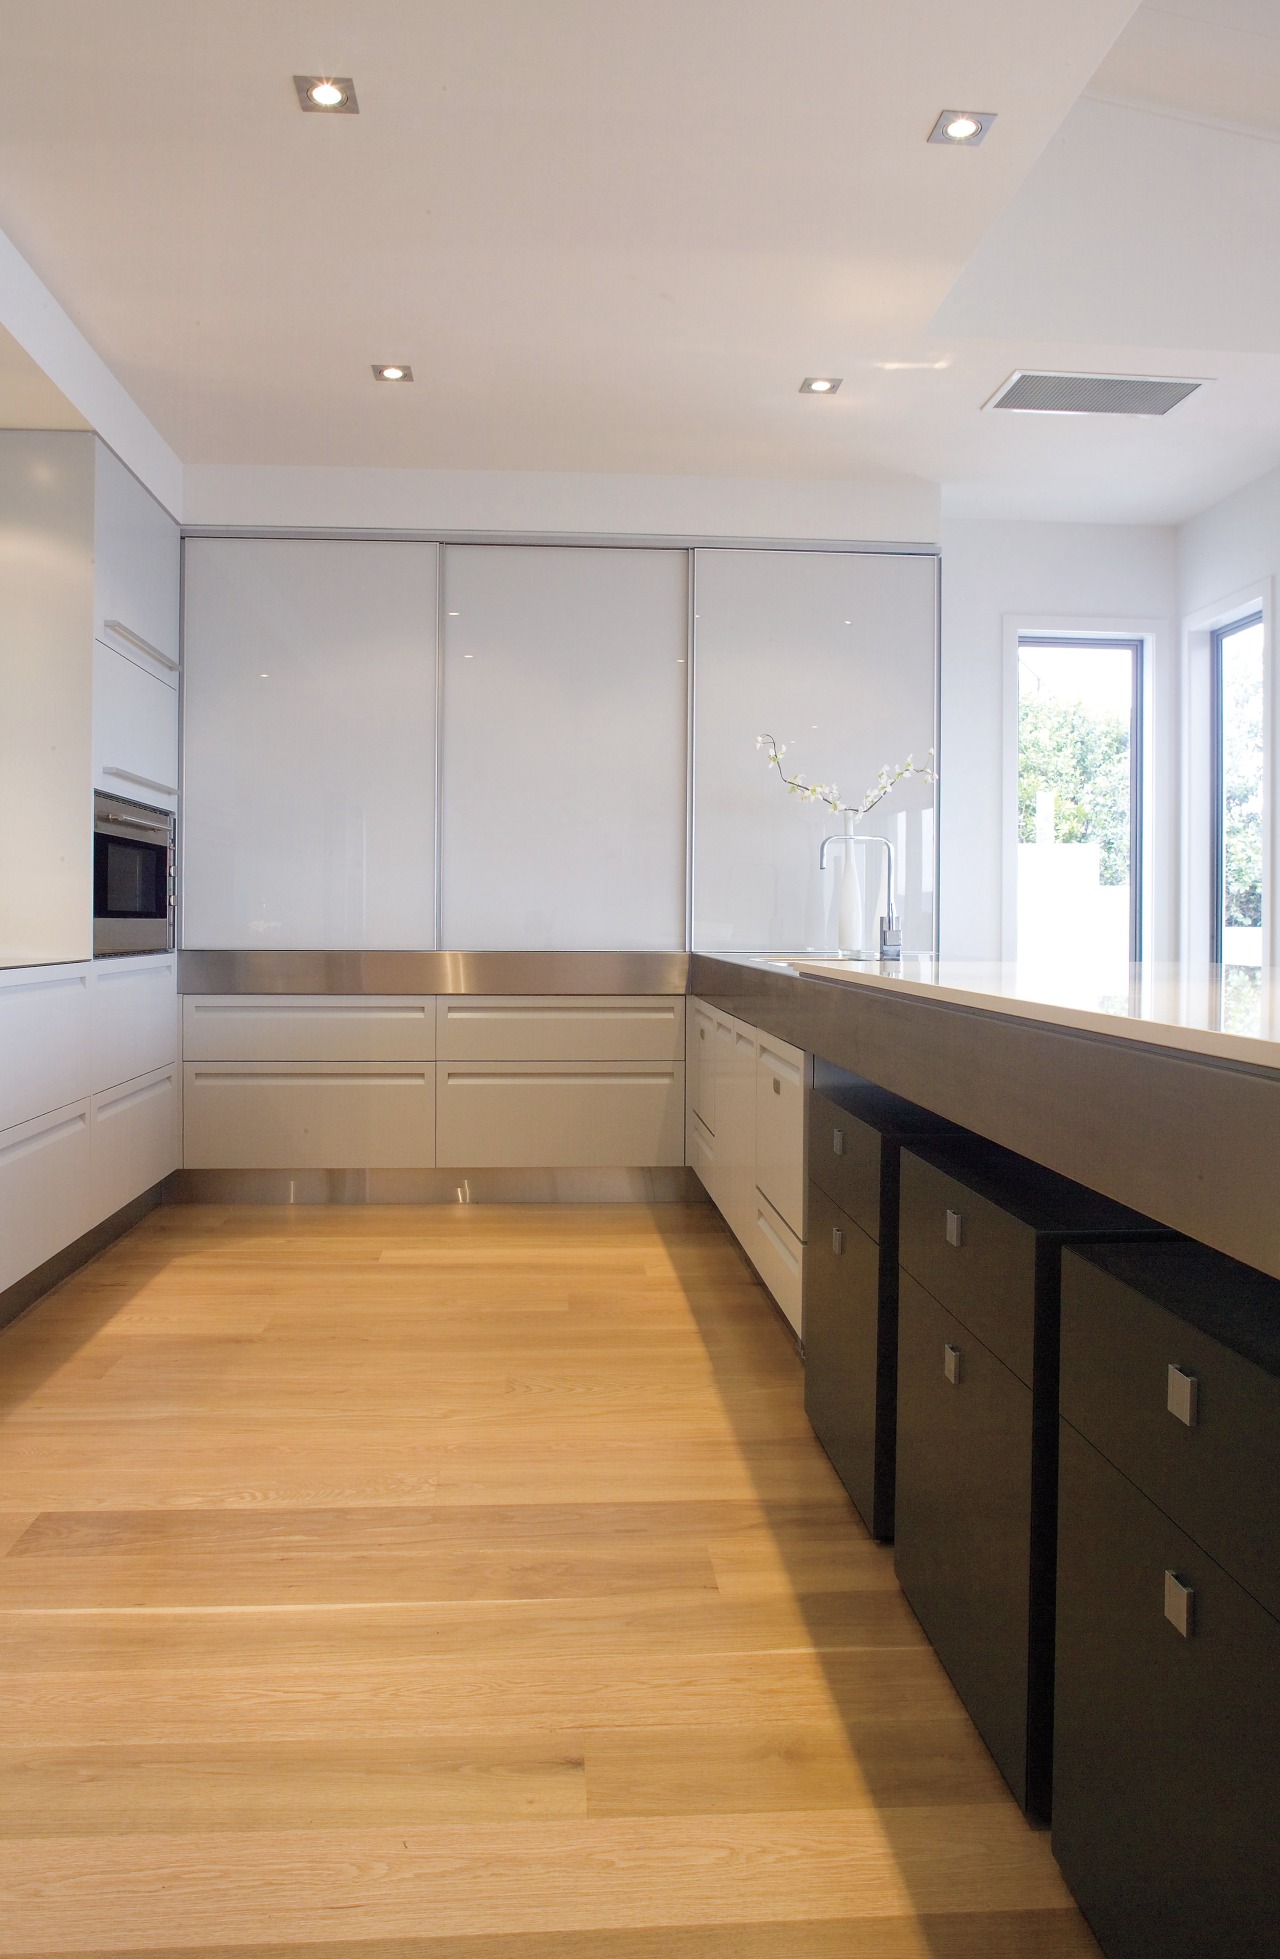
685, 996, 806, 1335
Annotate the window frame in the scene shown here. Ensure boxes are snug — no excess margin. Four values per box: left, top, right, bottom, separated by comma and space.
1209, 610, 1265, 970
1015, 631, 1146, 966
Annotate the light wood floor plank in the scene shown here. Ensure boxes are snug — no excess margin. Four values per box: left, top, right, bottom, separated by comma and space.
0, 1201, 1099, 1957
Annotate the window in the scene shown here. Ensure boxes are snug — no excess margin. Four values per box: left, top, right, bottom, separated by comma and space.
1016, 635, 1143, 984
1211, 613, 1264, 1027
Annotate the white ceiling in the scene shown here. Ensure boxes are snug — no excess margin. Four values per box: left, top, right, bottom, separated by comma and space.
3, 0, 1280, 522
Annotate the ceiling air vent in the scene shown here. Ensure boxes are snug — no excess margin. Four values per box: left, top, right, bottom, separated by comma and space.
986, 371, 1204, 416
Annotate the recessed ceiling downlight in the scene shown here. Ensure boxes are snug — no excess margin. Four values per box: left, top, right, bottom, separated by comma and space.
294, 74, 359, 113
800, 376, 842, 395
373, 364, 413, 382
928, 109, 995, 145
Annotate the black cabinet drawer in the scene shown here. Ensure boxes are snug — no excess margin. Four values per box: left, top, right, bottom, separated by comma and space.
899, 1152, 1038, 1384
1054, 1421, 1280, 1959
804, 1184, 893, 1539
1062, 1242, 1280, 1623
807, 1092, 882, 1240
894, 1271, 1045, 1813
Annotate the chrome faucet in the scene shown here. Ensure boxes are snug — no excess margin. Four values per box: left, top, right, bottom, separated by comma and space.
818, 831, 902, 961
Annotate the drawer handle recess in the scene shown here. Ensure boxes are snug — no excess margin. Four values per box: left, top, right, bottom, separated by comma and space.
1167, 1364, 1199, 1428
943, 1342, 963, 1385
945, 1209, 964, 1248
1164, 1570, 1195, 1638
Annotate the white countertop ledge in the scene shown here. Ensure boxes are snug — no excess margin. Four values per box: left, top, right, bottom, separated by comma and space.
785, 957, 1280, 1074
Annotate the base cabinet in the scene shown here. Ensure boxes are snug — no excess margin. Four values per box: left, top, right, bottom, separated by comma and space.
805, 1183, 890, 1538
896, 1269, 1039, 1808
1054, 1422, 1280, 1959
184, 1063, 436, 1169
89, 1065, 179, 1225
685, 997, 806, 1335
0, 1101, 91, 1293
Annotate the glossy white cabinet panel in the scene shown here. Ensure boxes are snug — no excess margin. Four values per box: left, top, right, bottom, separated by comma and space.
687, 1108, 720, 1205
437, 1061, 685, 1168
90, 955, 178, 1093
437, 995, 684, 1062
440, 545, 687, 949
723, 1017, 761, 1246
689, 1000, 716, 1129
183, 995, 435, 1062
749, 1189, 804, 1335
93, 641, 179, 807
0, 434, 94, 966
183, 1062, 436, 1169
693, 549, 937, 955
182, 540, 438, 950
0, 963, 91, 1131
0, 1100, 91, 1292
89, 1065, 179, 1224
93, 444, 180, 668
754, 1030, 806, 1238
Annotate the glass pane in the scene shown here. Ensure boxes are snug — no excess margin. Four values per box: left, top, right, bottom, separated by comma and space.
1017, 640, 1136, 991
1218, 617, 1264, 1030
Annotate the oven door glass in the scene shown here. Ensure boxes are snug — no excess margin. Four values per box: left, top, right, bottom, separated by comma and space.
94, 831, 168, 922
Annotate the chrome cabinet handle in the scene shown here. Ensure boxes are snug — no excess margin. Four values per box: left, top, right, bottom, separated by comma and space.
943, 1343, 963, 1385
832, 1127, 845, 1156
103, 767, 178, 797
1164, 1569, 1195, 1638
832, 1227, 844, 1255
104, 619, 178, 672
945, 1209, 964, 1247
1167, 1364, 1199, 1428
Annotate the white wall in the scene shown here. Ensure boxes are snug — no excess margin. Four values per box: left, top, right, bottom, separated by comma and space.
940, 519, 1177, 961
182, 464, 940, 547
1179, 464, 1280, 619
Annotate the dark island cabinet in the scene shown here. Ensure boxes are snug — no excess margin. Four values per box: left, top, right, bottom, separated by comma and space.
803, 1065, 960, 1541
894, 1143, 1171, 1819
1054, 1242, 1280, 1959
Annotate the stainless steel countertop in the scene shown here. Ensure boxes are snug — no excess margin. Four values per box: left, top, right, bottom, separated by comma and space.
178, 949, 690, 995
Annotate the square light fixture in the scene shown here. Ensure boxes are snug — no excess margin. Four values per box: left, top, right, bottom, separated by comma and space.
800, 376, 842, 395
294, 75, 359, 113
373, 364, 413, 382
928, 110, 995, 145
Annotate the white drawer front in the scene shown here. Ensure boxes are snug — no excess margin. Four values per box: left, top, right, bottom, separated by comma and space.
183, 996, 436, 1062
0, 1101, 91, 1292
183, 1063, 436, 1170
748, 1190, 804, 1336
437, 1061, 684, 1168
687, 1107, 723, 1207
437, 995, 685, 1062
90, 1065, 179, 1223
92, 955, 177, 1092
755, 1032, 806, 1239
689, 1000, 716, 1128
0, 965, 91, 1132
93, 640, 179, 806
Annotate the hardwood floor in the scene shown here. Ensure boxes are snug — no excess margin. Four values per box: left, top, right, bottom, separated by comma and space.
0, 1201, 1101, 1957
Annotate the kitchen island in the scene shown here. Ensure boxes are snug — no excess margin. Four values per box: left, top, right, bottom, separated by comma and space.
691, 952, 1280, 1283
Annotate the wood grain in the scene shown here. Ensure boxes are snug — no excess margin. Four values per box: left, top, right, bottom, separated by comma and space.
0, 1200, 1099, 1956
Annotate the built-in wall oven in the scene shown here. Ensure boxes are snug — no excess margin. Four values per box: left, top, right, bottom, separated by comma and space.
93, 790, 175, 955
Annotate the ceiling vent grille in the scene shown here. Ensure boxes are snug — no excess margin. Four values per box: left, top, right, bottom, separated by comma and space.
986, 371, 1204, 416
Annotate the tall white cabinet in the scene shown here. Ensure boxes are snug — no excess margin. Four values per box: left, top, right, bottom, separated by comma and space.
0, 432, 180, 968
693, 548, 938, 955
181, 540, 439, 949
440, 545, 688, 949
